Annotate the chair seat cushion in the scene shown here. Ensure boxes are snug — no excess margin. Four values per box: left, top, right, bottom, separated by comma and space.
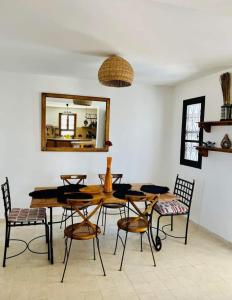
154, 200, 188, 215
8, 208, 46, 223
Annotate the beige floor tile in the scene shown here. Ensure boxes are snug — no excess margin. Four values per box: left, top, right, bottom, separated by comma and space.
1, 215, 232, 300
138, 292, 157, 300
100, 288, 121, 300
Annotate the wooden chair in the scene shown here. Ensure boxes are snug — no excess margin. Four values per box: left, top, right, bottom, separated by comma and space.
113, 195, 158, 271
1, 178, 49, 267
98, 173, 126, 234
150, 174, 195, 251
60, 175, 87, 230
61, 197, 105, 282
60, 175, 87, 186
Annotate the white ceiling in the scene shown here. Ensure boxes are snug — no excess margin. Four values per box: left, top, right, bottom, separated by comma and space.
0, 0, 232, 85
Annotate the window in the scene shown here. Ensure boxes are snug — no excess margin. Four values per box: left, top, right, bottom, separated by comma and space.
180, 96, 205, 169
59, 113, 77, 137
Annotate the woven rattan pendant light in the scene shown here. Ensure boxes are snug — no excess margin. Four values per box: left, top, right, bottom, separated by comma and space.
98, 55, 134, 87
73, 99, 92, 106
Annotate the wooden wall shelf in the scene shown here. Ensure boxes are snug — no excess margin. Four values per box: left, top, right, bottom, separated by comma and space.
198, 120, 232, 132
196, 146, 232, 157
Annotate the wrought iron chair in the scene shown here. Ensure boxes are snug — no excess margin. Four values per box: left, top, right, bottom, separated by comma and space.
98, 173, 126, 234
60, 175, 87, 230
61, 197, 105, 282
150, 174, 195, 251
113, 195, 158, 271
1, 177, 49, 267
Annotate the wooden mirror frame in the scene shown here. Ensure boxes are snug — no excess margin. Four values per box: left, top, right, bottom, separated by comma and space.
41, 92, 110, 152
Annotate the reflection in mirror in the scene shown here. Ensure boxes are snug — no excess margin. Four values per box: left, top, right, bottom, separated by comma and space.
41, 93, 110, 152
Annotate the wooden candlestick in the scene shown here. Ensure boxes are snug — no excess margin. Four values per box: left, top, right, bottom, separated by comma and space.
104, 156, 112, 193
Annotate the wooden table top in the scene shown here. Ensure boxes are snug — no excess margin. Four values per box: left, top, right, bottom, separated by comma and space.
30, 184, 176, 208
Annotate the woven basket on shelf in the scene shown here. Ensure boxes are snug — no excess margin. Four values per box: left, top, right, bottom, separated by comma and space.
98, 55, 134, 87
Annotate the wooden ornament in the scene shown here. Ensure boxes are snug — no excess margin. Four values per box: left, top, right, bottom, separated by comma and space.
103, 156, 113, 193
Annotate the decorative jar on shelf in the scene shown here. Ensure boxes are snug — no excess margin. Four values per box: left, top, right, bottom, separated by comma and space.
220, 134, 231, 149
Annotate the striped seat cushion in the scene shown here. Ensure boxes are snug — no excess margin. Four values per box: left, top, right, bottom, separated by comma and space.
154, 200, 188, 215
8, 208, 46, 223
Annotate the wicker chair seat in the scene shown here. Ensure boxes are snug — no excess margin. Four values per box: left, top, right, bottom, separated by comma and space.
64, 223, 101, 240
117, 217, 148, 233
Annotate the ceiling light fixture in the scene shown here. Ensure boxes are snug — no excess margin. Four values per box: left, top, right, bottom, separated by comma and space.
98, 55, 134, 87
64, 103, 71, 114
73, 99, 92, 106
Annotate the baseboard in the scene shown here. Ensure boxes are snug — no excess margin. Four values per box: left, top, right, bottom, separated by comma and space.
189, 218, 232, 248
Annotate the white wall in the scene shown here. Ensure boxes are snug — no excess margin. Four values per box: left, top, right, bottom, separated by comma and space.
166, 69, 232, 242
1, 69, 231, 243
0, 71, 172, 216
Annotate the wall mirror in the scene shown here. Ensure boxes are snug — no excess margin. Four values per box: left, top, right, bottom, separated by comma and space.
41, 93, 110, 152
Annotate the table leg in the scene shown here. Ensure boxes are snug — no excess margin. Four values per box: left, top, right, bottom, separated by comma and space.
49, 207, 54, 264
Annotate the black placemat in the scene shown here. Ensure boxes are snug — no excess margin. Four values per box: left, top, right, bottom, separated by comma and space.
29, 184, 87, 201
29, 189, 58, 199
58, 192, 93, 204
140, 185, 169, 194
112, 183, 132, 191
57, 184, 86, 193
113, 190, 145, 200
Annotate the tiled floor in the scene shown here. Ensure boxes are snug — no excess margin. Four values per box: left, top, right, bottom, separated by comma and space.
0, 212, 232, 300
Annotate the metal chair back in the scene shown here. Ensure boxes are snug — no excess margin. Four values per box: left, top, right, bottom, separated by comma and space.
1, 177, 11, 221
173, 174, 195, 209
